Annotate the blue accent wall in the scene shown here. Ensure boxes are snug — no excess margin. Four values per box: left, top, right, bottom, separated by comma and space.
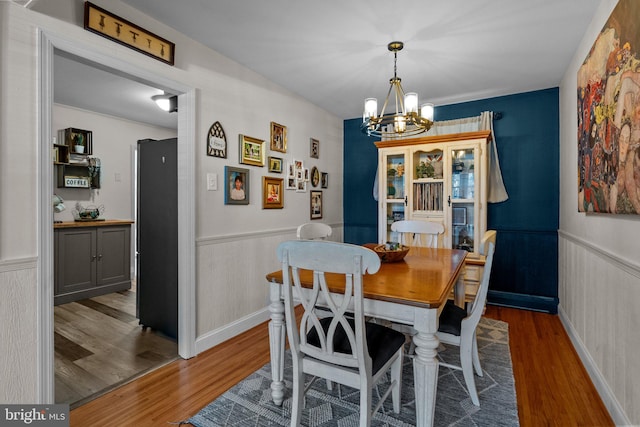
343, 88, 560, 312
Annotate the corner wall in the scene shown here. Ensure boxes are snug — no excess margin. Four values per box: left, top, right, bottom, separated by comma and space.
558, 0, 640, 424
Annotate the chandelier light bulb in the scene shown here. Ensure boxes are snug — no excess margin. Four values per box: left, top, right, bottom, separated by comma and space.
394, 115, 406, 133
405, 93, 418, 114
364, 98, 378, 119
421, 103, 434, 121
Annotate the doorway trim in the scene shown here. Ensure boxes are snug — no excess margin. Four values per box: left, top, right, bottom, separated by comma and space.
38, 29, 197, 402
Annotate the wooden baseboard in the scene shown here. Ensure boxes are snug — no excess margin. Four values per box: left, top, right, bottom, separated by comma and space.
195, 307, 271, 354
487, 290, 559, 314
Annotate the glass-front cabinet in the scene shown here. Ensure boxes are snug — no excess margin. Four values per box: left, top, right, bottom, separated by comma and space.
381, 150, 407, 242
449, 145, 479, 252
376, 131, 490, 255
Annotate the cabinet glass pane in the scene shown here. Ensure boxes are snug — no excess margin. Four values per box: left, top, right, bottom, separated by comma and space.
386, 154, 405, 200
385, 153, 406, 242
451, 202, 475, 252
451, 147, 475, 252
451, 148, 475, 200
412, 148, 444, 214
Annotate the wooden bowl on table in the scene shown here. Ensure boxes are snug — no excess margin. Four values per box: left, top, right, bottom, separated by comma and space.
372, 244, 410, 263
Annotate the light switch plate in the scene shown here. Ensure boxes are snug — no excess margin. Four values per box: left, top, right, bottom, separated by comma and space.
207, 173, 217, 191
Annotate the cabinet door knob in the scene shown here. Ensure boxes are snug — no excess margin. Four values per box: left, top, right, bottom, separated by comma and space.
98, 254, 103, 260
91, 255, 97, 261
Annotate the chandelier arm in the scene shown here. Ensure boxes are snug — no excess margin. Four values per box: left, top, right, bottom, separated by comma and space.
378, 82, 395, 120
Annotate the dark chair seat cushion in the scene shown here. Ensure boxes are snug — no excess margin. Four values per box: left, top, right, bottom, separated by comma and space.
307, 317, 405, 374
438, 300, 467, 336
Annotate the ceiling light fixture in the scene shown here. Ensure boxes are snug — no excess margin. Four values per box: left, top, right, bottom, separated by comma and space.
362, 42, 433, 138
151, 93, 178, 113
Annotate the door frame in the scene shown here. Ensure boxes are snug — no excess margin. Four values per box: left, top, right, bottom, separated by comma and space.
38, 29, 197, 402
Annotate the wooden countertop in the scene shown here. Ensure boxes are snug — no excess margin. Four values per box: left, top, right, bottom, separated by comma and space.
54, 219, 134, 229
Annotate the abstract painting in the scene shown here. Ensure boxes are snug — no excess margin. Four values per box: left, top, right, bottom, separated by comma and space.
577, 0, 640, 214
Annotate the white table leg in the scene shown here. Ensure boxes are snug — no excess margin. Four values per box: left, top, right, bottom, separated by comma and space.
412, 307, 439, 427
268, 281, 286, 405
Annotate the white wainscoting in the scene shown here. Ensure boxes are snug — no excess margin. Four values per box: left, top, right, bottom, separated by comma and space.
558, 231, 639, 426
0, 258, 38, 403
194, 224, 343, 354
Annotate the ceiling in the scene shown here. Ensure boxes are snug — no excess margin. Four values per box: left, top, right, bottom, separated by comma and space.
48, 0, 601, 126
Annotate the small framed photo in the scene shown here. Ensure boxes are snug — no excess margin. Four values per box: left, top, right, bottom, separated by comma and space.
321, 172, 328, 189
286, 176, 296, 190
287, 161, 295, 178
263, 176, 284, 209
268, 156, 283, 173
296, 180, 307, 193
310, 190, 323, 219
310, 138, 319, 159
452, 207, 467, 225
270, 122, 287, 153
311, 166, 320, 187
225, 166, 250, 205
239, 134, 265, 167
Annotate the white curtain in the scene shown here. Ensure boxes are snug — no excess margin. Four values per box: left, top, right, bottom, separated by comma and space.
372, 111, 508, 202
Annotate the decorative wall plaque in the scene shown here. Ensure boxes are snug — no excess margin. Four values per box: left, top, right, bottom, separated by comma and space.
84, 2, 175, 65
207, 121, 227, 158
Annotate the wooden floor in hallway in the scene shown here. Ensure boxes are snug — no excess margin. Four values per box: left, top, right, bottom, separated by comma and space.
54, 287, 178, 408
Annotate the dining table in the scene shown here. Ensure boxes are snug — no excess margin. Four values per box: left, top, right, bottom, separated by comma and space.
265, 245, 467, 427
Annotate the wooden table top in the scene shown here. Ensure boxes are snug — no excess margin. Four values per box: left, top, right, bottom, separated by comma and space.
266, 246, 467, 309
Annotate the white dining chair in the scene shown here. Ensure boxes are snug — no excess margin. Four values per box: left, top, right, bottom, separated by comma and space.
296, 222, 332, 240
390, 220, 444, 248
436, 241, 496, 407
277, 240, 405, 426
457, 229, 498, 312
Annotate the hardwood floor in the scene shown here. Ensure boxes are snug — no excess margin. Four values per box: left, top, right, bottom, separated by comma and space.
54, 288, 178, 408
70, 305, 614, 426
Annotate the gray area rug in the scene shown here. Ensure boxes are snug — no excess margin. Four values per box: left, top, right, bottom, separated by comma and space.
188, 318, 518, 426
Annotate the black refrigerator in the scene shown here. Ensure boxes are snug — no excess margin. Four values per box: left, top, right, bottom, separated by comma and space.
136, 138, 178, 340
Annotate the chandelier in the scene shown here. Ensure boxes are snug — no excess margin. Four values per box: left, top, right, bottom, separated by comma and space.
361, 41, 434, 138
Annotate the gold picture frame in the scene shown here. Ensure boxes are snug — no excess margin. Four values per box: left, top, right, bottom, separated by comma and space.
263, 176, 284, 209
270, 122, 287, 153
239, 135, 265, 167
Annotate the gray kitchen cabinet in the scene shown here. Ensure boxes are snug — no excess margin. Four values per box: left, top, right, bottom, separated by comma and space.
54, 221, 132, 305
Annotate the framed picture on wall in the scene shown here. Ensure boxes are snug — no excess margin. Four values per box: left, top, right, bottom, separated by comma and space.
239, 134, 265, 167
263, 176, 284, 209
310, 190, 322, 219
270, 122, 287, 153
321, 172, 328, 188
310, 138, 319, 159
268, 156, 283, 173
225, 166, 250, 205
